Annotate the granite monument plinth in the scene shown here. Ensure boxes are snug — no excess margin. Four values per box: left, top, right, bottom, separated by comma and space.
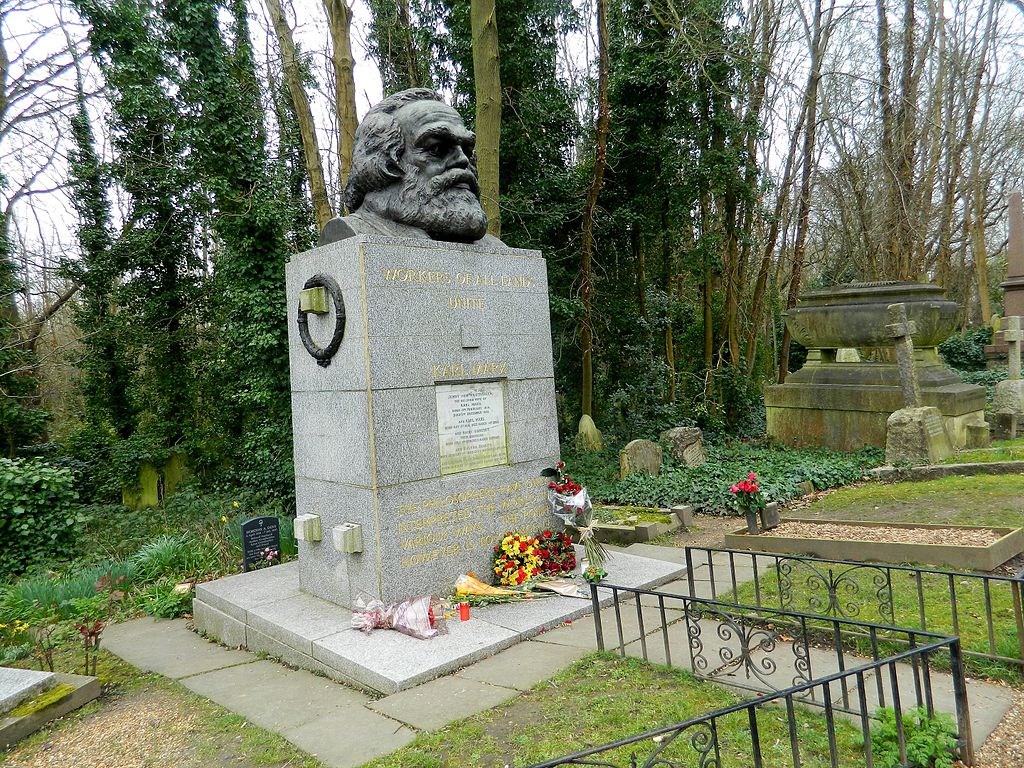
286, 235, 558, 608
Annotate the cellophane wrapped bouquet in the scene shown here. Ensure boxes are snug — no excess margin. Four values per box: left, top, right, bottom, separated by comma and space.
350, 594, 447, 640
543, 461, 607, 569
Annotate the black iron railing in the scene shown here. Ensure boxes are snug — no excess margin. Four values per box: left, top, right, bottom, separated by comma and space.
529, 581, 975, 768
683, 546, 1024, 671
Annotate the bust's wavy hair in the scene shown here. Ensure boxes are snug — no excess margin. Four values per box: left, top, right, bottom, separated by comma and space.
344, 88, 446, 211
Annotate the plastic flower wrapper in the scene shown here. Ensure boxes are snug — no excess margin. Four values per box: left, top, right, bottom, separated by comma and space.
543, 462, 608, 569
350, 593, 448, 640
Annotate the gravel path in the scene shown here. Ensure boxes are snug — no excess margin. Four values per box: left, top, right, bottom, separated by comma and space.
764, 521, 1003, 547
962, 692, 1024, 768
4, 688, 200, 768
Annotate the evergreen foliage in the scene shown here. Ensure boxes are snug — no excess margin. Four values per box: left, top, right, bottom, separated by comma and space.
0, 458, 80, 575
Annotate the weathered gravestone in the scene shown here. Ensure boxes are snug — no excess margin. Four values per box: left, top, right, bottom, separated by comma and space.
992, 316, 1024, 439
659, 426, 707, 466
619, 439, 662, 479
884, 303, 953, 465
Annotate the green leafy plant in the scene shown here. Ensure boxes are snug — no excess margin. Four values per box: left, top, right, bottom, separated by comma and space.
870, 706, 957, 768
136, 578, 194, 618
938, 327, 991, 372
0, 458, 82, 574
129, 532, 222, 582
564, 439, 883, 513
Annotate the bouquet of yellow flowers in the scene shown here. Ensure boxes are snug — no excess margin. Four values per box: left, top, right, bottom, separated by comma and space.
493, 532, 542, 586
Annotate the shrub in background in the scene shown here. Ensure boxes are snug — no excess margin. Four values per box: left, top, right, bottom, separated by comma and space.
938, 327, 991, 372
0, 459, 82, 575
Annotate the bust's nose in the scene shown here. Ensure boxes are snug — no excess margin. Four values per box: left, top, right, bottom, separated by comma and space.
447, 145, 470, 169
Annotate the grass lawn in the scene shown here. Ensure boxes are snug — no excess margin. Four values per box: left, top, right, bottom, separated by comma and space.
725, 473, 1024, 681
1, 641, 326, 768
787, 474, 1024, 528
363, 654, 866, 768
944, 437, 1024, 465
731, 565, 1023, 681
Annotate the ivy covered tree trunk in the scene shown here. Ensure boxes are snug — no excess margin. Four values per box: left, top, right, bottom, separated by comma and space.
68, 87, 134, 438
75, 0, 201, 447
162, 0, 295, 497
579, 0, 610, 420
470, 0, 501, 237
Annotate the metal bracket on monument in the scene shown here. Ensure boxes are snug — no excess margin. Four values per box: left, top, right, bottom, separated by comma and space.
297, 274, 345, 368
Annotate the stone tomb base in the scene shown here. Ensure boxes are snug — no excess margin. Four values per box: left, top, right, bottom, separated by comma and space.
193, 553, 684, 694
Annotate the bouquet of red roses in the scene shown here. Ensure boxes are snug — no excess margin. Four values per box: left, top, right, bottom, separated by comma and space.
542, 460, 608, 569
535, 529, 576, 575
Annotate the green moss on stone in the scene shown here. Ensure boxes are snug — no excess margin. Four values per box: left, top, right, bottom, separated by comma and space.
8, 683, 75, 717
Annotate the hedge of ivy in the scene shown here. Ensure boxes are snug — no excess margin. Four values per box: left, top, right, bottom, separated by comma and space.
0, 459, 82, 575
564, 440, 884, 514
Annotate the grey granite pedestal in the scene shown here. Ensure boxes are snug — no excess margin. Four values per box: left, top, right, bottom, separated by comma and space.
194, 553, 685, 694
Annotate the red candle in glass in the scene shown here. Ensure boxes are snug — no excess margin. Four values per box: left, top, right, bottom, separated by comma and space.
459, 602, 470, 621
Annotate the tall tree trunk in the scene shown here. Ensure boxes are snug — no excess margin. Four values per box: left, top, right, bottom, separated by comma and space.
579, 0, 610, 419
322, 0, 358, 193
264, 0, 333, 229
779, 0, 831, 384
470, 0, 501, 237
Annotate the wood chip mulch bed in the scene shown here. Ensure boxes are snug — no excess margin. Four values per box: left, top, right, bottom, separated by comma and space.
763, 521, 1004, 547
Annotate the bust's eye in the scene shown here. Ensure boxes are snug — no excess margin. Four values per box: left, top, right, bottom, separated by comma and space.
424, 141, 446, 157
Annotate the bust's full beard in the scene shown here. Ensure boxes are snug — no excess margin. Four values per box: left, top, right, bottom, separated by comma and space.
383, 167, 489, 242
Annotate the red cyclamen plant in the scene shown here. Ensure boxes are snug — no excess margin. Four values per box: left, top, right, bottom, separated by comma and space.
730, 472, 766, 535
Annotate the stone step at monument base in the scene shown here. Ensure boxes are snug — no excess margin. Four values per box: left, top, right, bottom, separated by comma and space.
194, 555, 685, 695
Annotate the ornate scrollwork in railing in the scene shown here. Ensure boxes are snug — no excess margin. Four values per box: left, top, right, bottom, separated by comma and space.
560, 721, 720, 768
778, 558, 895, 625
685, 603, 815, 692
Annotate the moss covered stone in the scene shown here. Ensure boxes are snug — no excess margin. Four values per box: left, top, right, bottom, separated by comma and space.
8, 683, 75, 717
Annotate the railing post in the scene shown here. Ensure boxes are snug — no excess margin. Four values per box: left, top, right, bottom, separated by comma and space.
1012, 578, 1024, 664
949, 638, 975, 766
590, 582, 605, 652
685, 547, 695, 597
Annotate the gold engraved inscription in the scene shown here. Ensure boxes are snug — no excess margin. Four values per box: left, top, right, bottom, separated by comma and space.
395, 480, 549, 571
432, 360, 508, 379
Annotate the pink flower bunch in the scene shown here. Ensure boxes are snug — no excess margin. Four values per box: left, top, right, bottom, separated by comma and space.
730, 472, 759, 495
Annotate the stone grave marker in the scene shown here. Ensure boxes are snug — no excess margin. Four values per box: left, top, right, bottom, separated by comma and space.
241, 516, 281, 572
0, 668, 54, 715
659, 426, 707, 466
993, 316, 1024, 437
619, 439, 662, 479
884, 303, 953, 465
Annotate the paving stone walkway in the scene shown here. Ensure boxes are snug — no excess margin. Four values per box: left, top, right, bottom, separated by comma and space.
102, 545, 1015, 768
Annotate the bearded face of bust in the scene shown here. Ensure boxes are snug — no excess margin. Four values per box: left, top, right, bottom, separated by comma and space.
344, 90, 489, 243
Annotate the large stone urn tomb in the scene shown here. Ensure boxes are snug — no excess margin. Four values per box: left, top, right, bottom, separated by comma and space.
765, 282, 988, 451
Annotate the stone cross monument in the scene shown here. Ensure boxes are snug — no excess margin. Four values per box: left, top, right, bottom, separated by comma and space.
993, 317, 1024, 434
1002, 192, 1024, 320
885, 303, 922, 407
884, 303, 953, 465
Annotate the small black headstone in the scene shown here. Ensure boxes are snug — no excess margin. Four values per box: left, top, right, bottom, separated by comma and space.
241, 516, 281, 572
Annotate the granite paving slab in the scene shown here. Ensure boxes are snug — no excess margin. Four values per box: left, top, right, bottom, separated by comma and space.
281, 703, 416, 768
455, 640, 587, 690
369, 675, 519, 731
0, 668, 55, 715
194, 562, 302, 622
180, 660, 370, 732
312, 619, 520, 694
103, 617, 255, 679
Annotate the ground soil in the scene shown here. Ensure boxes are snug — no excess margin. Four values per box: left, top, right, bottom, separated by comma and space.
3, 685, 200, 768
